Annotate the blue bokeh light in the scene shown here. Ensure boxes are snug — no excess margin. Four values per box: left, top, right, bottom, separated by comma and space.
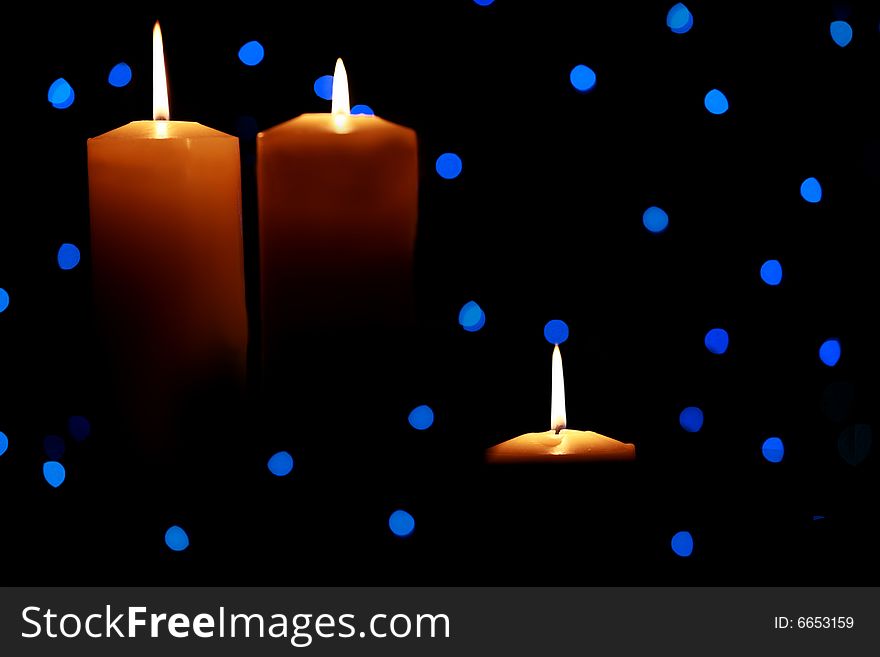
0, 288, 8, 313
671, 530, 694, 557
48, 78, 75, 109
704, 328, 729, 355
762, 437, 784, 463
0, 431, 8, 457
164, 525, 190, 551
704, 89, 729, 115
679, 406, 704, 433
43, 461, 66, 488
68, 416, 91, 441
44, 435, 65, 460
800, 177, 822, 203
435, 153, 463, 180
459, 301, 486, 332
570, 64, 597, 92
544, 319, 569, 345
473, 0, 495, 5
57, 243, 81, 270
108, 63, 132, 87
819, 339, 841, 367
314, 75, 333, 100
667, 3, 694, 34
642, 206, 669, 233
408, 405, 434, 430
267, 450, 294, 477
351, 104, 374, 116
830, 21, 853, 47
389, 509, 415, 537
760, 259, 783, 286
238, 40, 265, 66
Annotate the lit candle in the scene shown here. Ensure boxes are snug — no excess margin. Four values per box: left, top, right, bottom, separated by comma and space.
486, 345, 636, 462
88, 23, 248, 446
257, 59, 418, 365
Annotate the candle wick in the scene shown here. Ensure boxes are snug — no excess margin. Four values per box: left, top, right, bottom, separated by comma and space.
554, 425, 564, 435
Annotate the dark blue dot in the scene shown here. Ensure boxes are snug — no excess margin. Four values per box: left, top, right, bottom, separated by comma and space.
68, 416, 91, 441
43, 461, 66, 488
238, 40, 265, 66
819, 339, 841, 367
389, 510, 415, 537
57, 243, 81, 270
830, 21, 853, 47
408, 405, 434, 430
838, 424, 872, 466
704, 89, 729, 114
48, 78, 74, 106
679, 406, 703, 432
671, 530, 694, 557
435, 153, 462, 179
543, 319, 569, 345
314, 75, 333, 100
267, 451, 294, 477
570, 65, 597, 92
704, 328, 729, 355
351, 104, 374, 116
800, 177, 822, 203
44, 435, 65, 460
642, 206, 669, 233
164, 525, 190, 551
459, 301, 485, 332
667, 3, 694, 34
0, 288, 8, 313
762, 437, 784, 463
108, 63, 132, 87
760, 259, 783, 286
0, 431, 8, 457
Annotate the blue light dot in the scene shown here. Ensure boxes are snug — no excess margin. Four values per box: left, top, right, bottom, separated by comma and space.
704, 328, 729, 355
238, 40, 265, 66
819, 339, 841, 367
435, 153, 463, 180
408, 405, 434, 430
459, 301, 486, 332
830, 21, 853, 47
108, 62, 132, 87
164, 525, 190, 551
267, 450, 294, 477
473, 0, 495, 5
642, 206, 669, 233
762, 437, 784, 463
679, 406, 703, 433
68, 415, 91, 441
667, 3, 694, 34
671, 530, 694, 557
314, 75, 333, 100
0, 431, 8, 457
800, 177, 822, 203
389, 510, 415, 537
760, 259, 783, 286
351, 104, 374, 116
48, 78, 75, 109
570, 64, 597, 92
43, 461, 66, 488
44, 435, 65, 460
0, 288, 8, 313
57, 243, 81, 270
704, 89, 729, 115
543, 319, 569, 345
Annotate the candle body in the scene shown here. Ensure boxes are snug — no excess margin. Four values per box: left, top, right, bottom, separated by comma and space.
257, 114, 417, 364
88, 121, 248, 447
486, 429, 636, 463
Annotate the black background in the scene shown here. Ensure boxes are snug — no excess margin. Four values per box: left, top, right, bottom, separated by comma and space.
1, 1, 877, 584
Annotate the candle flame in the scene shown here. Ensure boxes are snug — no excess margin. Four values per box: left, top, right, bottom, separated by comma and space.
550, 344, 566, 432
153, 21, 170, 121
331, 58, 350, 115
